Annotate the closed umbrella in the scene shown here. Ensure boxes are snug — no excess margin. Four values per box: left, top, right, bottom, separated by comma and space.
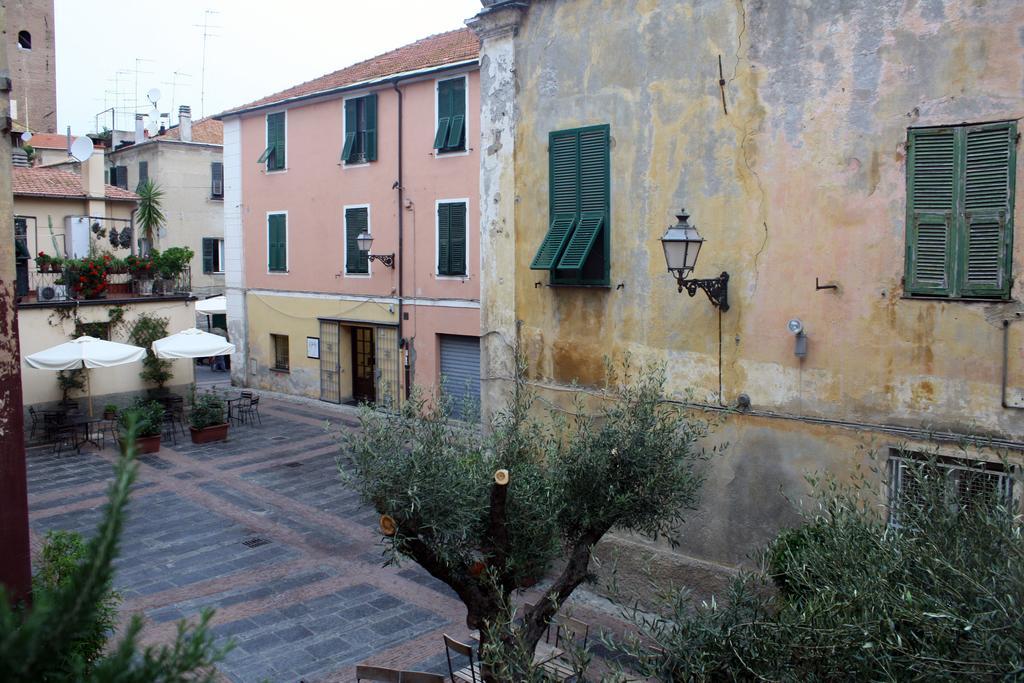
152, 327, 235, 359
195, 296, 226, 315
25, 336, 146, 415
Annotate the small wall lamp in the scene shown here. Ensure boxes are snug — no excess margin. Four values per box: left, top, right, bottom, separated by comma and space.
788, 318, 808, 358
356, 232, 395, 268
660, 209, 729, 311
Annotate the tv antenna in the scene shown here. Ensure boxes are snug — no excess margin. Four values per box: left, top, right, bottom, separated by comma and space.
194, 9, 221, 118
162, 71, 192, 124
132, 58, 155, 116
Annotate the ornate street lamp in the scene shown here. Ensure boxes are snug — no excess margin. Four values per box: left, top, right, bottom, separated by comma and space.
356, 232, 395, 268
660, 209, 729, 311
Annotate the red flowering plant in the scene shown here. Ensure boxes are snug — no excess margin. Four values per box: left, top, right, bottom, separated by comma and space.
126, 254, 154, 279
66, 256, 109, 299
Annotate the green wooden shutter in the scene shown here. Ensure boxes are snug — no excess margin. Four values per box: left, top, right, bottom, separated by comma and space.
558, 211, 604, 269
434, 79, 453, 150
202, 238, 215, 273
268, 214, 286, 271
449, 202, 467, 275
267, 112, 285, 170
342, 99, 357, 163
905, 128, 956, 295
437, 202, 451, 274
365, 93, 377, 162
960, 123, 1015, 298
530, 131, 579, 270
446, 78, 465, 150
531, 214, 577, 270
346, 207, 368, 274
137, 161, 148, 189
211, 162, 224, 197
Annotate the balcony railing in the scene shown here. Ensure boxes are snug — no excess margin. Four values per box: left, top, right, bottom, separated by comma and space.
23, 266, 192, 304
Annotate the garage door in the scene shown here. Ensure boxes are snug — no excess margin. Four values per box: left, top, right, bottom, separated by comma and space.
439, 335, 480, 420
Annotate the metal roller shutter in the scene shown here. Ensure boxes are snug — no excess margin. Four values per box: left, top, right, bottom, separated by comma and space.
439, 335, 480, 420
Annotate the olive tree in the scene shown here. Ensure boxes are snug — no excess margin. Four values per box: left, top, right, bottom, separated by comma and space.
343, 360, 713, 677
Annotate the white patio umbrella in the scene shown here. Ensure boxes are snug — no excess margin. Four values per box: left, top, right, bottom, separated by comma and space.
195, 296, 226, 315
25, 336, 147, 415
152, 327, 235, 359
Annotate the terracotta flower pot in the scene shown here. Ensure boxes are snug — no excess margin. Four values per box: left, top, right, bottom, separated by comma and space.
124, 434, 161, 454
190, 423, 229, 444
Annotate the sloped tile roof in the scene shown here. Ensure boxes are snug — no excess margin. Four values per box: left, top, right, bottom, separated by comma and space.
12, 167, 139, 202
27, 133, 77, 150
219, 27, 479, 117
155, 117, 223, 145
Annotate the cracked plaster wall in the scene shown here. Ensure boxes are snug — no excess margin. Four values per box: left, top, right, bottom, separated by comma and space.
477, 0, 1024, 582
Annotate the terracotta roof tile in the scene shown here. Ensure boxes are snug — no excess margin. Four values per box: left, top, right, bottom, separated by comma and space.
155, 117, 223, 145
12, 167, 139, 202
220, 27, 479, 117
27, 133, 77, 150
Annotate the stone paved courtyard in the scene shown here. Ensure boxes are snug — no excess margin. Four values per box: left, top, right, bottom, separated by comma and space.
26, 394, 480, 683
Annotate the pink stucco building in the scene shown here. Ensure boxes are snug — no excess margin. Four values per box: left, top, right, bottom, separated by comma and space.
218, 29, 481, 410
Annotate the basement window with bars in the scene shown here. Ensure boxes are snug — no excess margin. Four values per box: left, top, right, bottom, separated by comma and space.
904, 121, 1017, 299
270, 333, 289, 372
887, 450, 1015, 528
530, 124, 610, 286
341, 94, 377, 164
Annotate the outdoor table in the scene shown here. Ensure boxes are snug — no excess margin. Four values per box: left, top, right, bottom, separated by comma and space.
69, 415, 103, 450
225, 394, 247, 425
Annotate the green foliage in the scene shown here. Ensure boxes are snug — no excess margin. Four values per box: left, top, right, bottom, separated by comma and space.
189, 390, 226, 429
119, 398, 164, 438
32, 530, 121, 676
611, 453, 1024, 681
0, 418, 230, 680
153, 247, 194, 279
135, 180, 165, 245
344, 358, 713, 673
129, 313, 173, 388
102, 404, 118, 415
56, 369, 85, 402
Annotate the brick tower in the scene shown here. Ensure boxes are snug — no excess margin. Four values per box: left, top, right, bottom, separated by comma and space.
5, 0, 57, 133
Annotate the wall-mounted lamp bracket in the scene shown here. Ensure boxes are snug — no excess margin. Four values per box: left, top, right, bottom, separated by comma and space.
673, 271, 730, 311
367, 253, 395, 268
815, 277, 838, 291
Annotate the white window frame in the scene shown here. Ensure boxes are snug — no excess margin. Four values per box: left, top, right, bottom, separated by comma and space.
213, 238, 225, 273
434, 197, 471, 280
266, 210, 289, 274
343, 203, 372, 278
263, 109, 288, 173
433, 74, 471, 159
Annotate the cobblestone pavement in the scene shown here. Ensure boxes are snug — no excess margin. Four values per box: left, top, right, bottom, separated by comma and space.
26, 396, 478, 683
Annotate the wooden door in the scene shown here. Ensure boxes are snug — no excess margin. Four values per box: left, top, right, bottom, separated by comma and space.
351, 327, 376, 403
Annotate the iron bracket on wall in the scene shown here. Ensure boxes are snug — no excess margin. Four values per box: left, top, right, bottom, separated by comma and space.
674, 271, 730, 311
368, 253, 395, 268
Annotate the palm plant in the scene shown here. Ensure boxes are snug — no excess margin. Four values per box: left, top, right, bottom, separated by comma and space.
135, 180, 165, 255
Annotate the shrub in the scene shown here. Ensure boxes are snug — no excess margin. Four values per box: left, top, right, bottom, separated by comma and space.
611, 453, 1024, 681
120, 399, 164, 438
189, 391, 226, 429
129, 313, 173, 388
56, 369, 85, 402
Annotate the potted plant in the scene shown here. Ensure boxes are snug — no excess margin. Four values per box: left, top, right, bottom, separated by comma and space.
72, 256, 109, 299
127, 254, 154, 295
102, 403, 118, 420
189, 390, 228, 443
56, 369, 85, 408
119, 398, 163, 453
153, 247, 193, 295
36, 252, 52, 272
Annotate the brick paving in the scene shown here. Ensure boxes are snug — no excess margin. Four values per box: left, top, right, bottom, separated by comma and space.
26, 397, 477, 683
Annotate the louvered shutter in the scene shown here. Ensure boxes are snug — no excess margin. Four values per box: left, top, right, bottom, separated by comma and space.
446, 78, 466, 150
268, 214, 286, 271
558, 212, 604, 269
137, 161, 148, 189
202, 238, 215, 273
346, 207, 368, 274
210, 162, 224, 197
905, 128, 956, 296
342, 99, 357, 163
437, 202, 451, 274
267, 113, 285, 170
531, 130, 579, 269
558, 128, 609, 270
365, 93, 377, 162
960, 123, 1015, 297
449, 202, 467, 275
434, 79, 453, 150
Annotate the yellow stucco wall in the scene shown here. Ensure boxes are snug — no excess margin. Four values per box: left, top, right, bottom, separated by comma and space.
474, 0, 1024, 591
244, 292, 399, 400
14, 195, 134, 263
19, 298, 196, 408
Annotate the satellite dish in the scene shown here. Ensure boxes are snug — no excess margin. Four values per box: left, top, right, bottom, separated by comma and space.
69, 136, 93, 162
147, 88, 161, 104
20, 131, 32, 142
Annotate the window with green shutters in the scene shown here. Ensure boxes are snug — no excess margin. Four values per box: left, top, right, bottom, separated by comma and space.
437, 201, 467, 276
267, 213, 287, 272
345, 206, 369, 274
137, 161, 148, 190
259, 112, 286, 171
202, 237, 224, 273
433, 77, 466, 153
905, 121, 1017, 299
342, 94, 377, 164
530, 124, 610, 286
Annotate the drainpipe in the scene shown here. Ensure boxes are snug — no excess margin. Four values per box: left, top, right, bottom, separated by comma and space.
393, 80, 410, 401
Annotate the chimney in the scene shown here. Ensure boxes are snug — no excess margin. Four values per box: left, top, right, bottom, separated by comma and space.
134, 114, 145, 144
80, 153, 104, 198
179, 105, 192, 142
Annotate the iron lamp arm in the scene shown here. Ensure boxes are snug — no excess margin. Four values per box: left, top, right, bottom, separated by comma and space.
672, 270, 730, 311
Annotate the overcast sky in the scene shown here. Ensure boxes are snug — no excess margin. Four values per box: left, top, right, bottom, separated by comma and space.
55, 0, 482, 135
